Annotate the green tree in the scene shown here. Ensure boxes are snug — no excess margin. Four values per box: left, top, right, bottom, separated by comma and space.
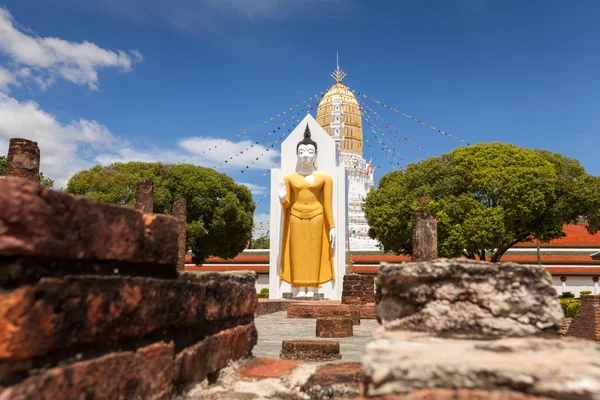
364, 142, 600, 262
252, 234, 270, 249
66, 162, 255, 264
0, 155, 54, 187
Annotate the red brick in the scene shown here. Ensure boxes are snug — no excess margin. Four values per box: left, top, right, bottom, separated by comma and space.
175, 323, 257, 387
0, 341, 174, 400
360, 304, 376, 319
0, 178, 178, 266
280, 340, 341, 362
316, 317, 353, 338
256, 299, 288, 317
287, 303, 361, 325
0, 275, 257, 361
566, 295, 600, 343
236, 357, 301, 379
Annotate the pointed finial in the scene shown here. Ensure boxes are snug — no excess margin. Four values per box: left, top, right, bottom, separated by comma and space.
331, 53, 347, 84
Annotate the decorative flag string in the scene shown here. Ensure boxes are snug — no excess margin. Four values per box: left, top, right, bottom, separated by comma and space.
361, 107, 405, 170
360, 100, 432, 158
342, 86, 470, 145
361, 103, 421, 163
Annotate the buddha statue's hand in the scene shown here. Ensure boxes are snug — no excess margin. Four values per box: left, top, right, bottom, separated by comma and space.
329, 228, 336, 249
278, 180, 287, 203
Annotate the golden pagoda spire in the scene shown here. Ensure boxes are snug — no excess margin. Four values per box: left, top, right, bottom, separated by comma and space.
331, 51, 347, 83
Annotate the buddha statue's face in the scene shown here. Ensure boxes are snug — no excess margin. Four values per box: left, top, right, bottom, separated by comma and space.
297, 144, 316, 167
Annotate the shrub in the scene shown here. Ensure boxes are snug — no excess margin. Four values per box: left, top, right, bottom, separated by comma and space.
560, 291, 575, 299
257, 288, 269, 298
580, 290, 592, 295
560, 298, 581, 318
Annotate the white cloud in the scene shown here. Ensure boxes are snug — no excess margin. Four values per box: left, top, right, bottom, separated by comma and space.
178, 137, 278, 169
0, 93, 124, 188
0, 66, 15, 90
240, 182, 267, 195
0, 93, 281, 189
0, 7, 142, 90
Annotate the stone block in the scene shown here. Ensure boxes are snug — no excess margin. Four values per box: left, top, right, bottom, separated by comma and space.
376, 259, 563, 338
174, 323, 257, 387
565, 294, 600, 343
0, 178, 179, 268
316, 317, 353, 338
135, 179, 154, 213
302, 362, 363, 399
287, 303, 360, 325
280, 340, 341, 362
0, 341, 174, 400
0, 274, 257, 361
5, 139, 40, 182
362, 330, 600, 399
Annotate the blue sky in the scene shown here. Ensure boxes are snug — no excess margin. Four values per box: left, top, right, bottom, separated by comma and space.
0, 0, 598, 232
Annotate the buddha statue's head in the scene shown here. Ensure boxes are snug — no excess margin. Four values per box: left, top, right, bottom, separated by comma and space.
296, 124, 318, 168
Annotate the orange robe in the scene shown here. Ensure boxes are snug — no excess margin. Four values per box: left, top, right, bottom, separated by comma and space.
280, 172, 335, 287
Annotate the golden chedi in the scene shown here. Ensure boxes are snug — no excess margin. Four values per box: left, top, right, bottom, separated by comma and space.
316, 65, 364, 155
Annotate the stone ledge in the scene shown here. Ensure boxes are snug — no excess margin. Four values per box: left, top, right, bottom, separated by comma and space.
362, 330, 600, 399
0, 275, 257, 361
356, 389, 553, 399
0, 178, 178, 267
302, 362, 363, 399
376, 259, 563, 338
280, 340, 341, 362
287, 303, 361, 325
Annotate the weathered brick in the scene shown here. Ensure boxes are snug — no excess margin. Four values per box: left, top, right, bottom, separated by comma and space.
175, 323, 257, 387
0, 274, 257, 361
256, 299, 288, 317
0, 178, 178, 267
236, 358, 301, 379
0, 341, 174, 400
360, 304, 376, 319
302, 362, 363, 398
287, 303, 360, 325
5, 139, 39, 182
566, 295, 600, 343
316, 317, 353, 338
280, 340, 341, 362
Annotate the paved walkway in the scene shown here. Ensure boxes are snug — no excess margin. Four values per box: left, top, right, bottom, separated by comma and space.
253, 311, 380, 361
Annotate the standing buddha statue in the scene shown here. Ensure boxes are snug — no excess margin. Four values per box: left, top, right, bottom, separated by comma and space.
278, 124, 336, 297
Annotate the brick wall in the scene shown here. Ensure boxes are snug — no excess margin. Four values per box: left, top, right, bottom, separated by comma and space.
565, 295, 600, 343
341, 274, 375, 305
0, 178, 257, 399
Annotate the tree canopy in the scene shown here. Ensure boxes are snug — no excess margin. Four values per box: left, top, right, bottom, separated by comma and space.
66, 162, 255, 264
364, 142, 600, 262
0, 155, 54, 187
252, 234, 270, 249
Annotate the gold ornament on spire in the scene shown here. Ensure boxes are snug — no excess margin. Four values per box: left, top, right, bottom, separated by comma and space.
330, 51, 347, 83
